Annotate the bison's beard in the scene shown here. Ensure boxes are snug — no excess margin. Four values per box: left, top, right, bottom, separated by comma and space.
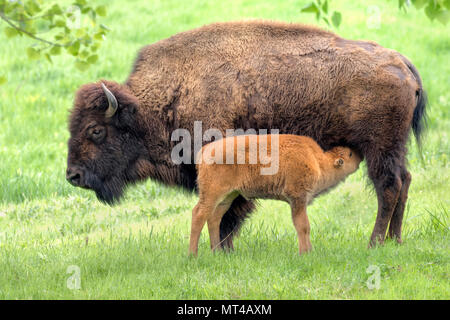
84, 170, 126, 205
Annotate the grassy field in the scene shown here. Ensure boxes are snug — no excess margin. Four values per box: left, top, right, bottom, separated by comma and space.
0, 0, 448, 299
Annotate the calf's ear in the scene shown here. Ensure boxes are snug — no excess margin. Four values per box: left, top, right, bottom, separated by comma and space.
334, 158, 344, 168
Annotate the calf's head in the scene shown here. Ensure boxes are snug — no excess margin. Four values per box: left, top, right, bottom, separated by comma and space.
67, 81, 145, 204
329, 146, 362, 176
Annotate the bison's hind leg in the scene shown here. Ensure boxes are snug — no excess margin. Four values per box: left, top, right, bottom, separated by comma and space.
366, 151, 404, 247
387, 167, 411, 243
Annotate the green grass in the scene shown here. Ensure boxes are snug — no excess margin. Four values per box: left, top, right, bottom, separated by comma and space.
0, 0, 448, 299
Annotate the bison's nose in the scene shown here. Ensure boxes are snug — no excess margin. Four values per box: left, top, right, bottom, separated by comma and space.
66, 168, 83, 187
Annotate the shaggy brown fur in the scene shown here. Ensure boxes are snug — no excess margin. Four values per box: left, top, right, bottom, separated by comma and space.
67, 20, 426, 248
190, 134, 362, 255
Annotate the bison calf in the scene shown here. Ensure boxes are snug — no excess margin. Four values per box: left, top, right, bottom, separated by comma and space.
190, 134, 362, 256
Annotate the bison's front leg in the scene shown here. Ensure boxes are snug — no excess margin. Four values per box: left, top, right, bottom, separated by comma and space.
219, 195, 255, 250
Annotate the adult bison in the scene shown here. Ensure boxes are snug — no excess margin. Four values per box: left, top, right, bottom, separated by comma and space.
66, 21, 426, 247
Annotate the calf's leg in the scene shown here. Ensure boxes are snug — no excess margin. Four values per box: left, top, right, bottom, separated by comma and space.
290, 200, 312, 254
189, 201, 213, 256
207, 192, 238, 251
208, 202, 233, 252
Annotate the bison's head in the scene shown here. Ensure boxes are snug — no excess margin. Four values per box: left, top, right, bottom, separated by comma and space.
66, 81, 146, 204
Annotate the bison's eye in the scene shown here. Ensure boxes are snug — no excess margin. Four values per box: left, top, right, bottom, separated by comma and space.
349, 151, 353, 157
89, 126, 106, 143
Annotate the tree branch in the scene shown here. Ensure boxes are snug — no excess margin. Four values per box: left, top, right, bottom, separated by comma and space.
0, 11, 63, 47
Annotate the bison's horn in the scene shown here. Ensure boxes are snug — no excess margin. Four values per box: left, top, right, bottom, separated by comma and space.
101, 82, 118, 118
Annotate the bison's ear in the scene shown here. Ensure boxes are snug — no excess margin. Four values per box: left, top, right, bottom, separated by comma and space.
100, 81, 139, 129
115, 98, 138, 130
334, 158, 344, 168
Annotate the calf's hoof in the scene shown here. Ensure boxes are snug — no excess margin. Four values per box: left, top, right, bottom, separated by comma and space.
298, 246, 312, 255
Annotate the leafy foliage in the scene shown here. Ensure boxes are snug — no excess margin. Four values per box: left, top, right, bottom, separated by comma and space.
301, 0, 342, 27
301, 0, 449, 28
406, 0, 450, 24
0, 0, 109, 72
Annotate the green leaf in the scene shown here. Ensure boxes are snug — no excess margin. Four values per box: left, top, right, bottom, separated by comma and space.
425, 3, 439, 20
94, 31, 105, 40
26, 47, 40, 60
4, 27, 20, 38
24, 0, 41, 15
49, 4, 63, 15
75, 0, 87, 6
0, 76, 7, 86
444, 0, 450, 10
75, 28, 87, 38
67, 41, 80, 56
54, 19, 66, 28
331, 11, 342, 28
412, 0, 429, 10
322, 0, 328, 14
50, 46, 61, 55
301, 2, 319, 13
87, 54, 98, 64
75, 60, 89, 71
79, 49, 89, 59
435, 9, 449, 24
90, 43, 100, 52
95, 5, 107, 17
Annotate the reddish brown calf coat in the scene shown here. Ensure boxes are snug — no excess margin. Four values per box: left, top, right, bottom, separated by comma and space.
190, 135, 361, 255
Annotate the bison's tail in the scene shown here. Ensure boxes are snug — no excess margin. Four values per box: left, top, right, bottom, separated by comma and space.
401, 55, 428, 146
412, 83, 427, 147
219, 195, 255, 249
